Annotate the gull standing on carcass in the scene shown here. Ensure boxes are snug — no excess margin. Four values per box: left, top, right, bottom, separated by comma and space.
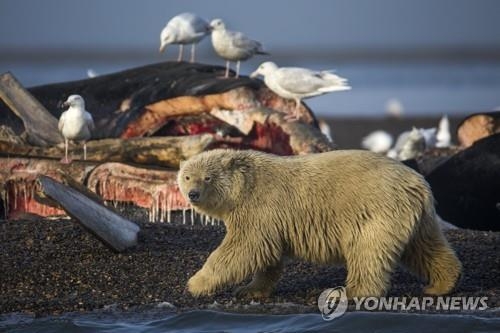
159, 12, 210, 62
250, 62, 351, 120
210, 18, 268, 78
58, 95, 94, 163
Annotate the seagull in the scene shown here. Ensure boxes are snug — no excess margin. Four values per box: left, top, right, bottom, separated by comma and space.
436, 115, 451, 148
250, 62, 351, 120
209, 18, 268, 78
58, 95, 94, 163
159, 12, 210, 63
396, 127, 426, 161
361, 130, 393, 153
385, 98, 404, 118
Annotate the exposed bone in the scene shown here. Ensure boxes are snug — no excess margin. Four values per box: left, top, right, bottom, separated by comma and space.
211, 108, 335, 154
86, 162, 188, 221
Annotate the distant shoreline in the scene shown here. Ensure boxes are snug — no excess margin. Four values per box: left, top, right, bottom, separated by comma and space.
3, 47, 500, 63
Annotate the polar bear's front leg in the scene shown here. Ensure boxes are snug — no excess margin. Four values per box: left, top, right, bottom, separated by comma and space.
187, 232, 281, 297
234, 260, 284, 298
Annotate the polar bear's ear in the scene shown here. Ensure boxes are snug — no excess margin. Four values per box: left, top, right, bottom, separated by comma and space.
225, 156, 250, 173
220, 155, 235, 169
179, 160, 186, 169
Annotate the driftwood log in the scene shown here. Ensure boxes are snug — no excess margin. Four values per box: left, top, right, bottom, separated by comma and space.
0, 73, 63, 146
37, 175, 140, 252
0, 134, 215, 168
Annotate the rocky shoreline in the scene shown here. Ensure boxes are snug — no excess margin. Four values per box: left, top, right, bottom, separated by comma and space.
1, 211, 498, 317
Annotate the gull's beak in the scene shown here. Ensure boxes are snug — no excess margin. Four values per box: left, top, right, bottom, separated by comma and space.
159, 43, 167, 53
61, 101, 70, 109
249, 70, 260, 79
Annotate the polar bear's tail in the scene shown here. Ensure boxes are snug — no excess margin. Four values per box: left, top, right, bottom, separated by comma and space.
400, 203, 462, 295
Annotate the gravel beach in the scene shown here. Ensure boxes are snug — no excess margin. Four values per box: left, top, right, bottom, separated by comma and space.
1, 115, 498, 318
1, 211, 498, 317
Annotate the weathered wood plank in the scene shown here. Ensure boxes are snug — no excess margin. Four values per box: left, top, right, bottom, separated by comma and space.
37, 175, 140, 252
0, 72, 63, 146
0, 133, 215, 168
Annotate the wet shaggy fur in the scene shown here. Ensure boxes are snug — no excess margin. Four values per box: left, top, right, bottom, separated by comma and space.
177, 149, 462, 298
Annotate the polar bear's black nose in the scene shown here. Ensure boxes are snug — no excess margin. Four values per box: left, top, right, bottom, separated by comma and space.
188, 190, 200, 202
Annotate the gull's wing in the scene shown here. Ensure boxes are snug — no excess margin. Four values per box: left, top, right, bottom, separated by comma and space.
229, 30, 262, 52
274, 67, 326, 94
275, 67, 350, 94
58, 111, 66, 132
85, 111, 95, 131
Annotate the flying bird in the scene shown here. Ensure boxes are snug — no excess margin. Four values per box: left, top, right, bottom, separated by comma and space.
58, 95, 94, 163
159, 12, 210, 62
251, 61, 351, 120
210, 18, 268, 78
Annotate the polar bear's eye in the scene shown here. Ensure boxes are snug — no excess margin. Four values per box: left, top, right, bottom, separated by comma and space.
204, 176, 211, 182
185, 176, 190, 181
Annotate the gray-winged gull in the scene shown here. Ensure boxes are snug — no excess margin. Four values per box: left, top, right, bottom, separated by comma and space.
58, 95, 94, 163
209, 18, 268, 78
159, 12, 210, 62
250, 61, 351, 120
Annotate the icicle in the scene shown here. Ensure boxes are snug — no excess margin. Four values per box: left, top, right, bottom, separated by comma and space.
164, 193, 168, 223
166, 193, 171, 223
182, 208, 186, 225
1, 188, 8, 219
149, 198, 154, 223
22, 183, 27, 211
152, 196, 157, 223
13, 184, 17, 210
30, 184, 35, 204
190, 207, 195, 225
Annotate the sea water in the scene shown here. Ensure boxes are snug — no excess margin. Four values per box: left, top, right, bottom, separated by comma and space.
2, 58, 500, 118
1, 310, 500, 333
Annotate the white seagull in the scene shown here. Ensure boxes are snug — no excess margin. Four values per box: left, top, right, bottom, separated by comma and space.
361, 130, 393, 153
159, 12, 210, 63
58, 95, 94, 163
396, 127, 426, 161
209, 18, 268, 78
250, 61, 351, 120
436, 115, 451, 148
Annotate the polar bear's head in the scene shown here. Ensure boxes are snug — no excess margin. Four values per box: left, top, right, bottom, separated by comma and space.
178, 149, 253, 219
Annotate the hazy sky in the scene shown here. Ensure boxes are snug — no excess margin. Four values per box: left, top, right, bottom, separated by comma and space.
1, 0, 499, 116
1, 0, 499, 53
